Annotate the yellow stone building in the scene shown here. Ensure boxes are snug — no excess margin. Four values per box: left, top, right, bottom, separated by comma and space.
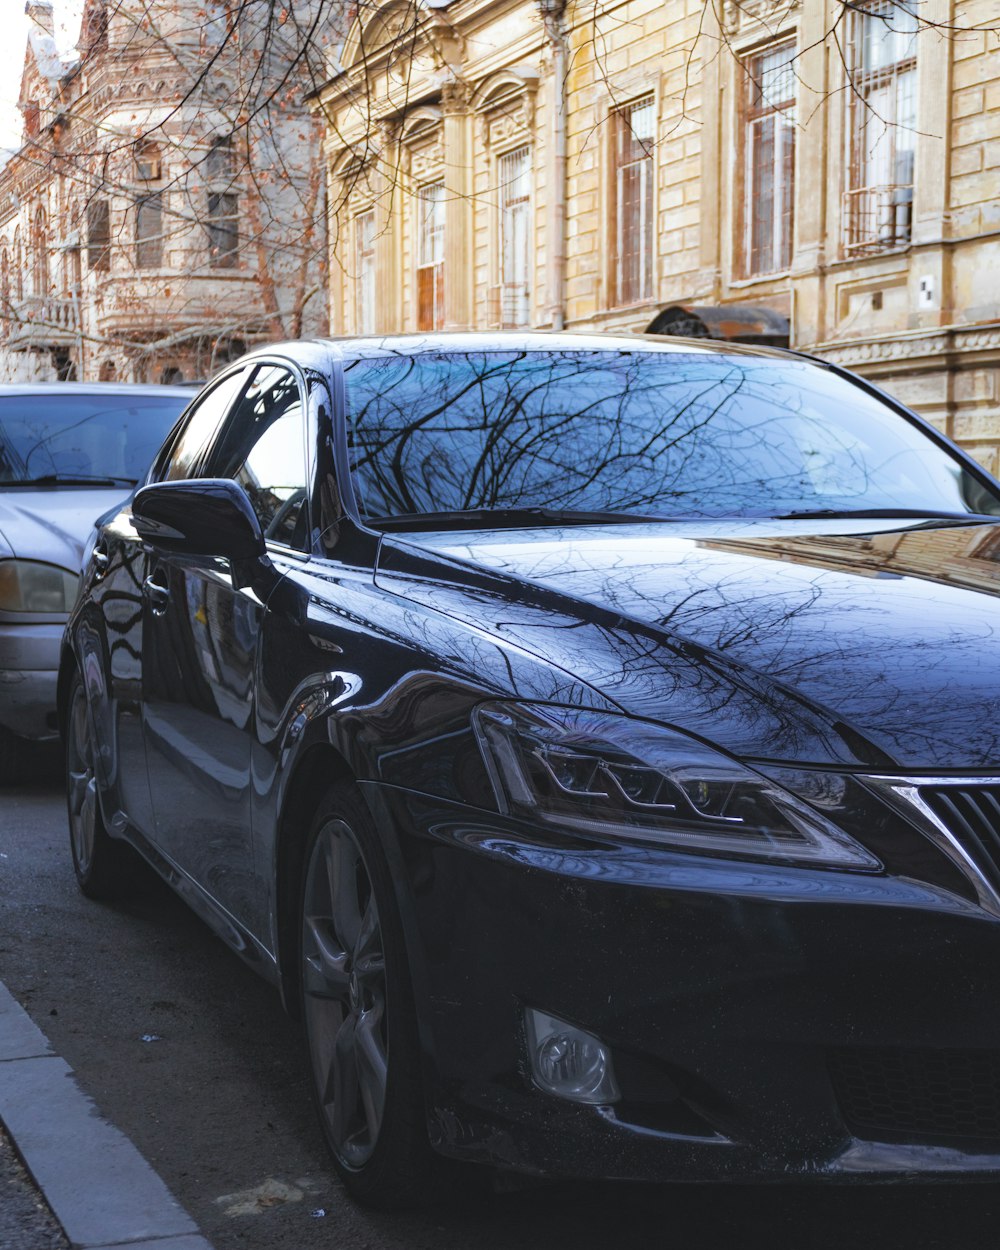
311, 0, 1000, 467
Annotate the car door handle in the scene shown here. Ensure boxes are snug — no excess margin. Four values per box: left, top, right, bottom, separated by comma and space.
92, 544, 109, 578
143, 575, 170, 615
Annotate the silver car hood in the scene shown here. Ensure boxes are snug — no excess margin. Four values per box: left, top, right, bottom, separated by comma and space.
0, 488, 132, 570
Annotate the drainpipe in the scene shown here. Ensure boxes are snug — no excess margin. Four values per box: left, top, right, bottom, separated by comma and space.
539, 0, 567, 331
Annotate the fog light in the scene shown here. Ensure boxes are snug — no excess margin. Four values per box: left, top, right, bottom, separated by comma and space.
524, 1007, 620, 1105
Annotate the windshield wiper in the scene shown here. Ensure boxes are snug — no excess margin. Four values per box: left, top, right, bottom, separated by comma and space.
370, 507, 665, 531
4, 474, 138, 488
772, 507, 1000, 522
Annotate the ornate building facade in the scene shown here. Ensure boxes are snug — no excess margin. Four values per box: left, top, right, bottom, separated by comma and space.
312, 0, 1000, 468
0, 0, 328, 383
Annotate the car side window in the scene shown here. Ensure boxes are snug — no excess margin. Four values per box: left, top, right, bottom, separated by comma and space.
204, 364, 309, 551
155, 367, 249, 483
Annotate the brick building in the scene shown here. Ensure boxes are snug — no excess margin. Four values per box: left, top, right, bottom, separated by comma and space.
0, 0, 328, 384
312, 0, 1000, 468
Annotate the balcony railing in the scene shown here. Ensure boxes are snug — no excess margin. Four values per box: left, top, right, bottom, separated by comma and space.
487, 282, 531, 330
842, 184, 913, 255
3, 295, 81, 349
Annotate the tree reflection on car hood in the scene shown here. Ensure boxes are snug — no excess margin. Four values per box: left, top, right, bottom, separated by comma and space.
377, 516, 1000, 772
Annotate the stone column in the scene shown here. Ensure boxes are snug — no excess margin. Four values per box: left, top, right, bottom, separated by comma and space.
376, 121, 402, 332
442, 80, 473, 330
910, 0, 954, 330
789, 0, 832, 348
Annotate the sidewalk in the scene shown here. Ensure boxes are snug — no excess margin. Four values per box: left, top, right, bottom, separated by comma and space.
0, 979, 213, 1250
1, 1122, 69, 1250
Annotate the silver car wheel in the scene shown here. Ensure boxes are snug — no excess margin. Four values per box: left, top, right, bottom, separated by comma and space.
67, 682, 99, 875
301, 817, 388, 1169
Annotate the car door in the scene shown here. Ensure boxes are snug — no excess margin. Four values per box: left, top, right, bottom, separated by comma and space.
91, 370, 248, 837
141, 362, 311, 929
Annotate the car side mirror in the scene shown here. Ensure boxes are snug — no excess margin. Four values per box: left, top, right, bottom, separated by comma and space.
131, 478, 266, 564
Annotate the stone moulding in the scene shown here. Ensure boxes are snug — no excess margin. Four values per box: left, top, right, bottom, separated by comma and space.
722, 0, 802, 36
812, 325, 1000, 368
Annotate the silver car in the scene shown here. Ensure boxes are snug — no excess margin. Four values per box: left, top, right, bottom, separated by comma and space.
0, 383, 191, 780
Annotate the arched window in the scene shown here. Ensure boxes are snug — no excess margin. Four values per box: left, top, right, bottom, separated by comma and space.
98, 359, 116, 381
32, 206, 48, 297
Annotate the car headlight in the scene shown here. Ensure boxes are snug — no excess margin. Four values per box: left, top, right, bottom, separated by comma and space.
0, 560, 80, 613
473, 702, 879, 869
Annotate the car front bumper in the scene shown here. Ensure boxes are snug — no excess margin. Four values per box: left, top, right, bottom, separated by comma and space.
0, 622, 65, 741
368, 784, 1000, 1183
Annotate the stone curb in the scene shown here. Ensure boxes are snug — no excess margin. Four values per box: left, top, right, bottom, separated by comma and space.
0, 980, 214, 1250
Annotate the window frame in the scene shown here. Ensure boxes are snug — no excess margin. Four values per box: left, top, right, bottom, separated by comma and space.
741, 41, 796, 278
148, 364, 251, 485
415, 181, 445, 332
201, 361, 312, 553
496, 144, 532, 329
86, 200, 111, 273
136, 192, 163, 269
842, 0, 919, 256
207, 192, 239, 270
610, 94, 656, 307
150, 357, 315, 556
354, 209, 376, 335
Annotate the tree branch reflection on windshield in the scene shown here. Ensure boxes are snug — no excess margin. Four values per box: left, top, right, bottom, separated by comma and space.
344, 350, 1000, 525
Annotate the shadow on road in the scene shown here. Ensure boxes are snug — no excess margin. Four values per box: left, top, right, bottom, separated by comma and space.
4, 777, 1000, 1250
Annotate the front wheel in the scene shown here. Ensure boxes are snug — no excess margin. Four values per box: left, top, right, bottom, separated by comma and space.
299, 782, 435, 1208
65, 672, 140, 900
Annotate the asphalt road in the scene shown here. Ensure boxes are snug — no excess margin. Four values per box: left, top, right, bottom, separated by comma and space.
4, 772, 1000, 1250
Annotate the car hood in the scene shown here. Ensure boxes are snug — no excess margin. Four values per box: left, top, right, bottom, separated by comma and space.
0, 487, 131, 569
376, 518, 1000, 771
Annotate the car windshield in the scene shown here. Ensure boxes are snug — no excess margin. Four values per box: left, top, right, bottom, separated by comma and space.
0, 393, 187, 486
345, 350, 1000, 524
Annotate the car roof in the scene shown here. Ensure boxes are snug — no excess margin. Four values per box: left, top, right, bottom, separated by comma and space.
0, 383, 193, 398
241, 329, 802, 367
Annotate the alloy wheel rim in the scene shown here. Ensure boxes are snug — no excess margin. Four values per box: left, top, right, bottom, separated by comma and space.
67, 685, 98, 874
302, 818, 388, 1168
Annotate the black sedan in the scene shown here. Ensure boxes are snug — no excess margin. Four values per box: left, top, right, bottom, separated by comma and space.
61, 333, 1000, 1206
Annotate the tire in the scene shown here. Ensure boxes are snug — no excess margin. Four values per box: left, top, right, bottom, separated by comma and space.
299, 781, 435, 1208
65, 671, 140, 900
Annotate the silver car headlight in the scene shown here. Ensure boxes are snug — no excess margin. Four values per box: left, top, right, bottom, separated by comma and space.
473, 702, 879, 869
0, 560, 80, 613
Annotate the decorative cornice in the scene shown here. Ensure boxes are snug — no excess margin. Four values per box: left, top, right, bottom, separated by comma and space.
811, 325, 1000, 367
721, 0, 801, 37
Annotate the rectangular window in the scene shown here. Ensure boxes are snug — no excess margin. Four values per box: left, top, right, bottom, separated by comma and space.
844, 0, 918, 254
207, 192, 239, 269
136, 193, 163, 269
497, 146, 531, 328
87, 199, 110, 272
416, 182, 445, 331
355, 210, 376, 334
613, 96, 655, 305
745, 44, 795, 275
206, 136, 234, 182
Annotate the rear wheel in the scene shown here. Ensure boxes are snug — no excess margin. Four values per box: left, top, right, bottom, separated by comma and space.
66, 672, 139, 899
299, 783, 435, 1208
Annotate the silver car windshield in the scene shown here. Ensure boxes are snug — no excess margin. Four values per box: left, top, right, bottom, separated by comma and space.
0, 394, 187, 486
